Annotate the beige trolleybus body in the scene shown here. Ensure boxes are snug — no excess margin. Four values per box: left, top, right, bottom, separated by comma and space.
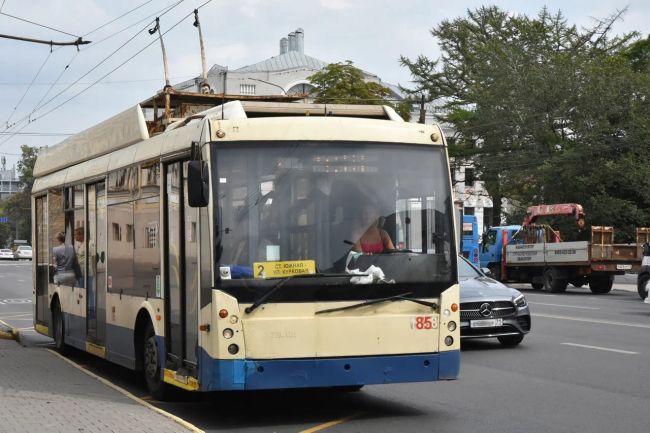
32, 99, 460, 396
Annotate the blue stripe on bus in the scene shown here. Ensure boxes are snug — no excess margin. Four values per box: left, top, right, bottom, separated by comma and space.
198, 349, 460, 391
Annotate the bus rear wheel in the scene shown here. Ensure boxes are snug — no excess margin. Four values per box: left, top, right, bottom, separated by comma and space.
143, 321, 169, 400
52, 301, 68, 355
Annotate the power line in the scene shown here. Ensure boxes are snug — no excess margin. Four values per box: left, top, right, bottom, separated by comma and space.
0, 75, 195, 86
0, 1, 6, 14
0, 0, 207, 147
29, 51, 79, 120
4, 50, 52, 129
0, 1, 180, 138
83, 0, 153, 37
0, 11, 80, 38
29, 1, 214, 124
79, 0, 184, 53
0, 0, 185, 138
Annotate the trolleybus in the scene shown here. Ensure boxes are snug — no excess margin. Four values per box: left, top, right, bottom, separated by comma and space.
32, 96, 460, 398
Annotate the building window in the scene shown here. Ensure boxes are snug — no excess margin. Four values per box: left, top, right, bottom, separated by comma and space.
112, 223, 122, 241
126, 224, 134, 243
465, 168, 476, 186
465, 207, 475, 216
240, 84, 256, 96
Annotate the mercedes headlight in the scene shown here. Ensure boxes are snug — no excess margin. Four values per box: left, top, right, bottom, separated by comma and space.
514, 294, 527, 307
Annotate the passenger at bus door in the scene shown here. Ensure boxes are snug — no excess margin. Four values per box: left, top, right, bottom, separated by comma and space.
352, 203, 394, 254
52, 232, 78, 287
75, 227, 96, 316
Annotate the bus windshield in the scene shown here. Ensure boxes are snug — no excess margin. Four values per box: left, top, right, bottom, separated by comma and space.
214, 140, 456, 302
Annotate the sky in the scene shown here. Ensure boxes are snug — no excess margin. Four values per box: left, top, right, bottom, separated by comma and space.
0, 0, 648, 170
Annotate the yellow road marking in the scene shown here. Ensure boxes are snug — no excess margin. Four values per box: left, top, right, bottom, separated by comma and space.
300, 413, 361, 433
47, 349, 205, 433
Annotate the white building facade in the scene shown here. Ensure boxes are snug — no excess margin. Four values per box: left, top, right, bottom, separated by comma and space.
174, 28, 401, 101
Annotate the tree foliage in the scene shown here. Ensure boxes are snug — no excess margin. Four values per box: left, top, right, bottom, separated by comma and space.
309, 61, 412, 120
401, 6, 650, 240
0, 145, 39, 246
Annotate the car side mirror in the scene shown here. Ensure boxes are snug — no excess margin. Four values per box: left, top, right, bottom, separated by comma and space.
481, 267, 492, 276
187, 160, 209, 207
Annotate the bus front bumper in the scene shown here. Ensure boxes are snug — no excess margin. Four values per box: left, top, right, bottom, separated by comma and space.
198, 350, 460, 391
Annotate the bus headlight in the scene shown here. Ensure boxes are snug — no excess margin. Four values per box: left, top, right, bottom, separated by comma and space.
228, 344, 239, 354
222, 328, 234, 339
444, 336, 454, 346
447, 321, 457, 332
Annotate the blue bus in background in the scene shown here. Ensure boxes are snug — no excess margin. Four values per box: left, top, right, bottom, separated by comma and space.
462, 215, 480, 265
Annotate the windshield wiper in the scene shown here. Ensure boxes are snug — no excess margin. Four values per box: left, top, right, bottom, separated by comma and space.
314, 292, 437, 315
244, 273, 367, 314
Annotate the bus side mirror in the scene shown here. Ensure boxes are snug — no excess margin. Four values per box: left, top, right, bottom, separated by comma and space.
187, 160, 209, 207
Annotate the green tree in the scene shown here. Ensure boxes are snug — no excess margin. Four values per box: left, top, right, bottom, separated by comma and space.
2, 145, 39, 245
309, 61, 412, 120
401, 6, 650, 240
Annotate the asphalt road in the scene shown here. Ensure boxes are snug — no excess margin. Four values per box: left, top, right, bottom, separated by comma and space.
1, 262, 649, 433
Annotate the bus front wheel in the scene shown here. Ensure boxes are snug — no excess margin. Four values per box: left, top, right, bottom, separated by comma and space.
143, 321, 169, 400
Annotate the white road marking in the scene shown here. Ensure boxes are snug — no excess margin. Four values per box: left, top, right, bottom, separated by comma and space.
0, 313, 31, 319
17, 327, 34, 331
530, 302, 600, 310
534, 313, 650, 329
17, 279, 25, 282
561, 342, 638, 355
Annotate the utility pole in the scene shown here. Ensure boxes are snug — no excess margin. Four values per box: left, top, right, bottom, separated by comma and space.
193, 9, 211, 94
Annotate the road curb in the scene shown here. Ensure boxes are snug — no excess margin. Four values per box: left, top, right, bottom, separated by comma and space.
0, 319, 19, 341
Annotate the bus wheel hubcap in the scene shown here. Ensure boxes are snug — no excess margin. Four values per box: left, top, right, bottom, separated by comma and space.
145, 337, 158, 379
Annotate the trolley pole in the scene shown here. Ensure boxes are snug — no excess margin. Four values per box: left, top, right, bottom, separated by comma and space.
150, 17, 172, 119
193, 9, 211, 94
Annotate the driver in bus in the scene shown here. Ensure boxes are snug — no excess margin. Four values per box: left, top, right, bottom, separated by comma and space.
352, 202, 395, 254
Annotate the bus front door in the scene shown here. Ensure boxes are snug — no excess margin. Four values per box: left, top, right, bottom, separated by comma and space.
165, 161, 199, 372
87, 182, 107, 344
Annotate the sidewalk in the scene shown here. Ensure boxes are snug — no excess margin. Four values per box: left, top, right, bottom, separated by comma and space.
0, 338, 194, 433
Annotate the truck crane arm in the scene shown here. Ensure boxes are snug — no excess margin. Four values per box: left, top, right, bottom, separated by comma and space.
522, 203, 585, 227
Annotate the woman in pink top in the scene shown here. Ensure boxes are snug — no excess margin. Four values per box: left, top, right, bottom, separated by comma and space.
352, 203, 395, 254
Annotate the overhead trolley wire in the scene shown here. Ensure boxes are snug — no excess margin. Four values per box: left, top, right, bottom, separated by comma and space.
0, 0, 208, 147
0, 0, 186, 143
27, 1, 181, 118
3, 50, 52, 129
0, 11, 80, 38
28, 0, 214, 123
79, 0, 183, 52
0, 0, 181, 138
83, 0, 154, 37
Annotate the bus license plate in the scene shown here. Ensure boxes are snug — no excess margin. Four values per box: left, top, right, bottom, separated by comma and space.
470, 318, 503, 328
617, 264, 632, 270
